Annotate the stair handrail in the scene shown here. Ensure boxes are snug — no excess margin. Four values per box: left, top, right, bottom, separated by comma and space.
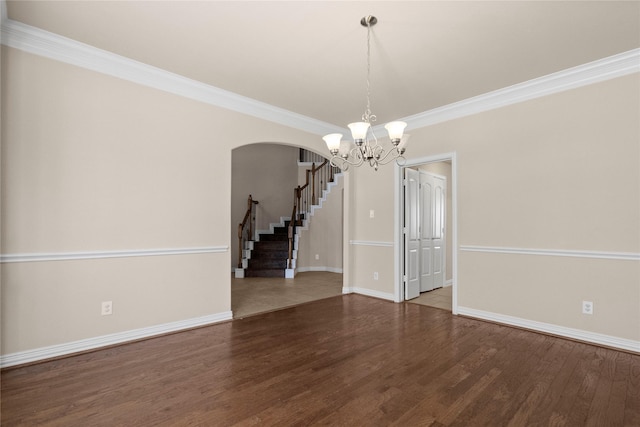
296, 160, 331, 221
238, 194, 259, 268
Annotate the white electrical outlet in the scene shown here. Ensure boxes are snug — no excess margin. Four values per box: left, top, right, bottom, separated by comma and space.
582, 301, 593, 315
101, 301, 113, 316
369, 209, 375, 218
315, 254, 320, 260
373, 272, 379, 280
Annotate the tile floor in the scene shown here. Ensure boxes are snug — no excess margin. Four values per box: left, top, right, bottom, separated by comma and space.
231, 271, 344, 318
232, 272, 452, 318
406, 285, 452, 311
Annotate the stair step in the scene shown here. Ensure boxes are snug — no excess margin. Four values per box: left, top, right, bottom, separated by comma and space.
273, 226, 289, 235
251, 251, 289, 259
248, 259, 288, 269
245, 268, 285, 278
254, 241, 288, 251
259, 234, 288, 241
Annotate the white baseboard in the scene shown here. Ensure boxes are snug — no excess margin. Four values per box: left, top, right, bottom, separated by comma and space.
0, 311, 233, 368
297, 266, 343, 274
457, 306, 640, 353
343, 286, 395, 302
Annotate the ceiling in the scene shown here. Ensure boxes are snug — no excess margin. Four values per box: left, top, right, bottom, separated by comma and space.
5, 1, 640, 129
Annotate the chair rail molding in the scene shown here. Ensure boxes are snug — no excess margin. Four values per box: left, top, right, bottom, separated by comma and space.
0, 246, 229, 263
459, 245, 640, 261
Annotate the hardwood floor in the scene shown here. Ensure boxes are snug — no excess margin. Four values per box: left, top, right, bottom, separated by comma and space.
2, 295, 639, 426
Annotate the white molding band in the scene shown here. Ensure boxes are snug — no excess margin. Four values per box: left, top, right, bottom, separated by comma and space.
459, 245, 640, 261
350, 240, 394, 247
297, 266, 343, 274
0, 246, 229, 263
2, 16, 638, 136
0, 18, 344, 137
457, 306, 640, 354
0, 311, 233, 368
342, 286, 395, 302
396, 48, 640, 132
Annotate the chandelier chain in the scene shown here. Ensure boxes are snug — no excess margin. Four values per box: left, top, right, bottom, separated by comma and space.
364, 17, 376, 124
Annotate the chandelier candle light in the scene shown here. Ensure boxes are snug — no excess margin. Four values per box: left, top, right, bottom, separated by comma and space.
323, 15, 409, 171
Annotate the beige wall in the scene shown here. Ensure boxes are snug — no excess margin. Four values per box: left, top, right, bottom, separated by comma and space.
1, 47, 323, 355
2, 43, 639, 359
350, 73, 640, 342
231, 144, 299, 269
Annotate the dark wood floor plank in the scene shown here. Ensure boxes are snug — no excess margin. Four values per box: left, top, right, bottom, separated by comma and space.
2, 295, 638, 426
624, 353, 640, 426
566, 346, 610, 426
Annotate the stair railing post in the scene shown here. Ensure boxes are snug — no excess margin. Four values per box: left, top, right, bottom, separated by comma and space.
288, 187, 298, 269
311, 162, 317, 206
248, 195, 254, 241
296, 186, 302, 223
237, 223, 243, 268
238, 194, 259, 269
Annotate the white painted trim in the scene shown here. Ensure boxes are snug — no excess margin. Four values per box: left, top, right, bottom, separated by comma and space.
389, 48, 640, 133
297, 266, 343, 274
457, 306, 640, 353
395, 153, 459, 313
459, 245, 640, 261
342, 287, 395, 302
0, 246, 228, 263
0, 311, 233, 368
2, 15, 637, 137
0, 18, 344, 137
349, 240, 393, 247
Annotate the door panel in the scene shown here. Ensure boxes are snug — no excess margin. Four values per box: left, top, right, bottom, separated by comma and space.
432, 176, 446, 289
404, 168, 446, 300
404, 168, 420, 300
420, 172, 434, 292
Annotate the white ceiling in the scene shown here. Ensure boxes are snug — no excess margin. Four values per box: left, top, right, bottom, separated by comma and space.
5, 1, 640, 129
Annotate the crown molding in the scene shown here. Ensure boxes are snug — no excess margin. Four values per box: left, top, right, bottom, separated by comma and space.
394, 48, 640, 132
0, 17, 344, 136
2, 15, 638, 136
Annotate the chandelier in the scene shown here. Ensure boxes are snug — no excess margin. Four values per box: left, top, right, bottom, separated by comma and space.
323, 15, 409, 171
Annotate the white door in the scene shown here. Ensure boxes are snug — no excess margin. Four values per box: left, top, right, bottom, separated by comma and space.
431, 175, 446, 289
404, 169, 446, 300
404, 168, 420, 300
419, 172, 434, 292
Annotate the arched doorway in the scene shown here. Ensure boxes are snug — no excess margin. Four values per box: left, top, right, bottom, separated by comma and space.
231, 143, 345, 317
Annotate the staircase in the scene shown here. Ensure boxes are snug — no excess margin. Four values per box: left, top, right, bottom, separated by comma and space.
243, 222, 293, 277
235, 149, 340, 279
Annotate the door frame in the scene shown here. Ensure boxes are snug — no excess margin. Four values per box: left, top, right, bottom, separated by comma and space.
394, 152, 458, 314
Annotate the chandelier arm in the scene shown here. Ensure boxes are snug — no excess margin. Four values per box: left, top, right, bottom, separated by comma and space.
373, 147, 404, 165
